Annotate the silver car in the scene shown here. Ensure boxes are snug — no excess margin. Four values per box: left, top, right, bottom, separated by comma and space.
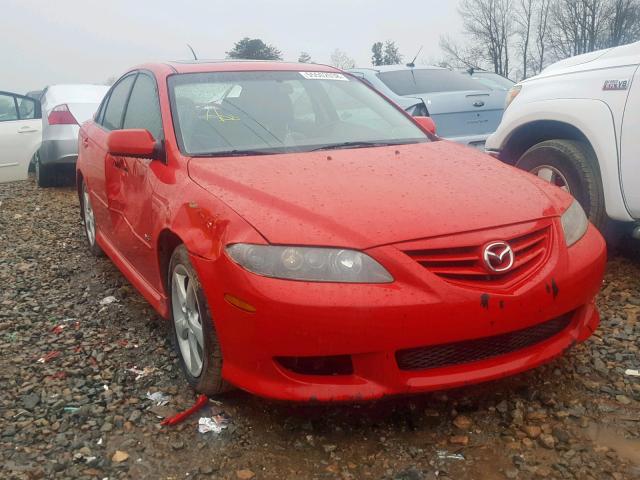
348, 65, 508, 149
36, 84, 109, 186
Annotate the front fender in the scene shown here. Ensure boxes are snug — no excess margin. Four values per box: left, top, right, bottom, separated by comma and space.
487, 99, 633, 222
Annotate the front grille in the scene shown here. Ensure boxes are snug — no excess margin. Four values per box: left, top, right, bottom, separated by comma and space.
396, 313, 572, 371
401, 223, 552, 289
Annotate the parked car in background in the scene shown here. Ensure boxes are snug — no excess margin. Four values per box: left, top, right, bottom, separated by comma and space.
0, 90, 41, 183
459, 68, 515, 91
77, 60, 605, 402
36, 84, 109, 186
26, 90, 44, 101
348, 65, 508, 149
486, 41, 640, 240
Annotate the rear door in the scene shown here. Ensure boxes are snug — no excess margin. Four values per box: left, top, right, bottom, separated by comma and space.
620, 66, 640, 218
90, 74, 137, 240
0, 92, 41, 183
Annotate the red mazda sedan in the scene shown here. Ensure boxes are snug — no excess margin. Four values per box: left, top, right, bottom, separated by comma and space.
76, 61, 606, 401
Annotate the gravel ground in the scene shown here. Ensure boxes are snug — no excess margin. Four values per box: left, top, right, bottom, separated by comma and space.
1, 180, 639, 480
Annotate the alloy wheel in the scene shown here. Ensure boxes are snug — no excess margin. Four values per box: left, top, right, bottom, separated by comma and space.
530, 165, 570, 193
171, 265, 205, 377
82, 183, 96, 246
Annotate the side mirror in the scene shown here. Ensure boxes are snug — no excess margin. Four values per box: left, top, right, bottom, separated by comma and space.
414, 116, 437, 136
107, 129, 157, 158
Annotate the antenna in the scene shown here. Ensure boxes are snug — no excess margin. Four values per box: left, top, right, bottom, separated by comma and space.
406, 46, 423, 68
187, 44, 198, 60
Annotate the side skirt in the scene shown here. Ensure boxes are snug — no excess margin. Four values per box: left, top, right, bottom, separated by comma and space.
96, 230, 170, 319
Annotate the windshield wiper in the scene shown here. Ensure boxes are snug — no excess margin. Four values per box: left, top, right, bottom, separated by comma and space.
310, 141, 406, 152
196, 149, 277, 157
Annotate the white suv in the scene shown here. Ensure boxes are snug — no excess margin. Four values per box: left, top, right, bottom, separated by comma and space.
486, 41, 640, 239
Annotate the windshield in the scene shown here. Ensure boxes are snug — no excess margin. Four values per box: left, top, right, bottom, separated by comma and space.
168, 71, 429, 156
377, 69, 491, 96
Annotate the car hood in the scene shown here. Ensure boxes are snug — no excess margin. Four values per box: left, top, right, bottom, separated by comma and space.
187, 141, 564, 249
533, 41, 640, 80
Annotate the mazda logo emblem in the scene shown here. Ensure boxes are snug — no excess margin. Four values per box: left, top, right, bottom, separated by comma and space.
483, 241, 515, 273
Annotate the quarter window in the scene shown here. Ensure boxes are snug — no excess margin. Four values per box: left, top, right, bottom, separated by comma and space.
0, 94, 18, 122
102, 75, 135, 130
123, 74, 163, 140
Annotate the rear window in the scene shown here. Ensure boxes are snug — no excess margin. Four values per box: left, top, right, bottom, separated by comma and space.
377, 69, 491, 96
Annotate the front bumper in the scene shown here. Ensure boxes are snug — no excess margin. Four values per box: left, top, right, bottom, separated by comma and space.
191, 222, 606, 402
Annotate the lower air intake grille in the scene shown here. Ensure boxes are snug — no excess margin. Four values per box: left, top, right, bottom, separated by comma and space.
396, 313, 573, 371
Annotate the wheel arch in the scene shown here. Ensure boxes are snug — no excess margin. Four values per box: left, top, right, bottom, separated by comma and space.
500, 120, 593, 166
493, 98, 633, 222
157, 229, 185, 297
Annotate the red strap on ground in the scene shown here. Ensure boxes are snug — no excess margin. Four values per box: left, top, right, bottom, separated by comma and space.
160, 394, 209, 426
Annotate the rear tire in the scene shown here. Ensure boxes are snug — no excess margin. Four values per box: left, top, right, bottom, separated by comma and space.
516, 139, 608, 232
35, 153, 56, 188
80, 180, 104, 257
169, 245, 229, 396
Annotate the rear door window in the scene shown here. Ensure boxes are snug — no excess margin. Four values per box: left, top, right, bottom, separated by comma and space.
102, 75, 136, 130
0, 93, 18, 122
123, 73, 163, 140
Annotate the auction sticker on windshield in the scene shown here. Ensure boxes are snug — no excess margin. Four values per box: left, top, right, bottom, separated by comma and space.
299, 72, 349, 81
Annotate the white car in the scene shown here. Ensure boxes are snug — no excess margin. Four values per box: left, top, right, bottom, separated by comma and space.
486, 41, 640, 240
36, 84, 109, 187
0, 91, 42, 183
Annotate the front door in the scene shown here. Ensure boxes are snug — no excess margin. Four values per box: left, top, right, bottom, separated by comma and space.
106, 72, 164, 284
0, 92, 41, 183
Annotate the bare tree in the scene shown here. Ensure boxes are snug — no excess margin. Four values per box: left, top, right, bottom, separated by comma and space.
298, 51, 312, 63
330, 49, 355, 70
439, 35, 485, 69
442, 0, 640, 80
603, 0, 640, 47
547, 0, 608, 59
533, 0, 552, 74
516, 0, 535, 78
457, 0, 516, 76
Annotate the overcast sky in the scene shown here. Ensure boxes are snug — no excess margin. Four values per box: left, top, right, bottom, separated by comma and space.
1, 0, 461, 94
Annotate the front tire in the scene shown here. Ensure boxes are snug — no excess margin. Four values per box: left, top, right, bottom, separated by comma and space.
516, 139, 607, 231
169, 245, 228, 396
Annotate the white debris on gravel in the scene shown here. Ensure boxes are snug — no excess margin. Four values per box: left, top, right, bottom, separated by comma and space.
126, 366, 156, 381
436, 450, 465, 460
146, 391, 170, 406
625, 369, 640, 377
99, 296, 118, 306
198, 415, 229, 434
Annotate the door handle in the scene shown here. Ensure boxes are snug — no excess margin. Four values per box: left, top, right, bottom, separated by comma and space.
18, 127, 38, 133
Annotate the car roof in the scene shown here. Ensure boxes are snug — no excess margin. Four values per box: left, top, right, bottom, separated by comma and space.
349, 65, 447, 73
42, 84, 110, 105
139, 60, 344, 75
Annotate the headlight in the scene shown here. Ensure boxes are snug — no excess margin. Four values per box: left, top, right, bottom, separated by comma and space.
561, 200, 588, 246
226, 244, 393, 283
505, 84, 522, 110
